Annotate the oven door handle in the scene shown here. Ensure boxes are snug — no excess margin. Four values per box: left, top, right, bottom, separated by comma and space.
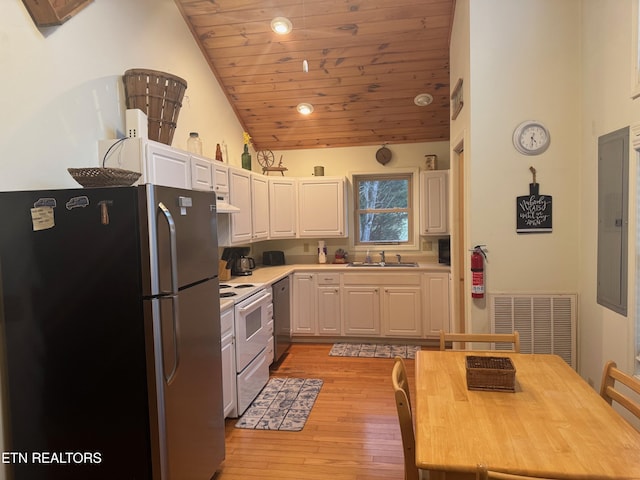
237, 291, 271, 313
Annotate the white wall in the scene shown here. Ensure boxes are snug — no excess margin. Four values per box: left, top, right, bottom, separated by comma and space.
451, 0, 639, 395
580, 0, 640, 389
453, 0, 582, 335
448, 0, 470, 331
0, 0, 244, 191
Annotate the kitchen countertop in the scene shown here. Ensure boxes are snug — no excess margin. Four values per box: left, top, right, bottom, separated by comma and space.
221, 262, 450, 294
220, 262, 450, 311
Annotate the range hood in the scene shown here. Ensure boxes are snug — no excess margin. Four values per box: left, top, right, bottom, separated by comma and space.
216, 195, 240, 213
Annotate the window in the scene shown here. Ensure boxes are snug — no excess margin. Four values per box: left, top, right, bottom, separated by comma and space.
353, 173, 414, 245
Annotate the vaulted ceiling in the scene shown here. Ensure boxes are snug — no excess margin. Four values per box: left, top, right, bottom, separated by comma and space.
174, 0, 455, 151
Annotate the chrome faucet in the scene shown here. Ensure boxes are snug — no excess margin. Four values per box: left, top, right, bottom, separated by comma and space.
379, 251, 386, 263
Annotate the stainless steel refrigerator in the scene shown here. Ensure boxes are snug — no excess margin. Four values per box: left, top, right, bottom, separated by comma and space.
0, 185, 224, 480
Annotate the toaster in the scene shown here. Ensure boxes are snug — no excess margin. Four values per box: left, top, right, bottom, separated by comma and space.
263, 250, 285, 266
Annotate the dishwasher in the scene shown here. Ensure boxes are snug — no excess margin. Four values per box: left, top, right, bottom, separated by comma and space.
272, 276, 291, 363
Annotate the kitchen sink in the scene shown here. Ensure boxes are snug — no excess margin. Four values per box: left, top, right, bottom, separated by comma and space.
348, 262, 418, 268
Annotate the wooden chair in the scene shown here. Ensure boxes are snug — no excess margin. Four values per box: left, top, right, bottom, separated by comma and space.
392, 357, 426, 480
439, 330, 520, 353
600, 360, 640, 427
476, 464, 561, 479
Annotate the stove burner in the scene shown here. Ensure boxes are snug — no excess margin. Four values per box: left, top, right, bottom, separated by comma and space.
220, 284, 232, 288
234, 284, 255, 289
220, 292, 237, 298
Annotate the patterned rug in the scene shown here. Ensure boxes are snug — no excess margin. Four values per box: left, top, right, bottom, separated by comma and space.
235, 377, 323, 431
329, 342, 421, 359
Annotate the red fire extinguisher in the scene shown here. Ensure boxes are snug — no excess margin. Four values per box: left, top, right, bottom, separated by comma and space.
471, 245, 487, 298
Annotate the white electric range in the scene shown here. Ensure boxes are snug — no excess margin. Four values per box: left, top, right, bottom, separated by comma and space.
219, 281, 265, 304
218, 279, 273, 417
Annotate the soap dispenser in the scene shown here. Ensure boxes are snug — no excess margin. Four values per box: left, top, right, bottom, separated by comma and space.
318, 240, 327, 264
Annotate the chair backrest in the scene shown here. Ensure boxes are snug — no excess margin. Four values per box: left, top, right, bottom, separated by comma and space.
392, 357, 419, 480
440, 330, 520, 353
476, 464, 561, 479
600, 360, 640, 427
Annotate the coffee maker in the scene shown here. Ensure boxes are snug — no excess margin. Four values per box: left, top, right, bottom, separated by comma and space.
222, 247, 256, 276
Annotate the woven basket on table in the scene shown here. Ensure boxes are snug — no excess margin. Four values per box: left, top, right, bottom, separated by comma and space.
123, 69, 188, 145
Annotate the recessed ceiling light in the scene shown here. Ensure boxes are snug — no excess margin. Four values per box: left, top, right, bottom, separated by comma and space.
271, 17, 292, 35
414, 93, 433, 106
297, 103, 314, 115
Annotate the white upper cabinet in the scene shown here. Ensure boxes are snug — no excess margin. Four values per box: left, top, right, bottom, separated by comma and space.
269, 177, 297, 238
190, 154, 213, 191
251, 173, 269, 241
225, 168, 253, 244
420, 171, 448, 235
98, 138, 192, 190
213, 163, 229, 194
297, 177, 347, 238
145, 141, 192, 189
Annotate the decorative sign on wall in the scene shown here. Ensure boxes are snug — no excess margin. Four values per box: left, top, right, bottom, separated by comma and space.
451, 78, 463, 120
516, 166, 552, 233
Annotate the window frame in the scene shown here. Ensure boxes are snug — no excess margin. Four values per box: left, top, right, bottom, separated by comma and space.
349, 169, 420, 251
632, 0, 640, 99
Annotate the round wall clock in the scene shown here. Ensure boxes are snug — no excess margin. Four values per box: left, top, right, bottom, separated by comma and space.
512, 120, 550, 155
376, 146, 392, 165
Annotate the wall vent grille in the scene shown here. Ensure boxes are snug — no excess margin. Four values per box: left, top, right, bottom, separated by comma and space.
489, 294, 577, 368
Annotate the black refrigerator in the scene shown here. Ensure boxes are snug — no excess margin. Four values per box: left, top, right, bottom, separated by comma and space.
0, 185, 224, 480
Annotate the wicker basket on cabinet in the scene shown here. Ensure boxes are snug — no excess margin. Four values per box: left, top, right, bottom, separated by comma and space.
123, 69, 187, 145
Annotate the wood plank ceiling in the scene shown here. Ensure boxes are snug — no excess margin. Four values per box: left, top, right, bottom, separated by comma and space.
174, 0, 455, 151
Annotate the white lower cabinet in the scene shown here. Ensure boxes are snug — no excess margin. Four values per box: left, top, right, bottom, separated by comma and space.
423, 272, 451, 336
382, 286, 422, 337
292, 273, 317, 334
342, 273, 423, 338
292, 272, 342, 336
317, 274, 341, 335
292, 270, 450, 340
220, 305, 237, 418
342, 286, 380, 335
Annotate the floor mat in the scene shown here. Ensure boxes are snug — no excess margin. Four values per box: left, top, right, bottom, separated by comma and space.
235, 377, 323, 431
329, 342, 421, 359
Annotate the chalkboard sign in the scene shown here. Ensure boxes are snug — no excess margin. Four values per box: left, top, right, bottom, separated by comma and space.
516, 183, 552, 233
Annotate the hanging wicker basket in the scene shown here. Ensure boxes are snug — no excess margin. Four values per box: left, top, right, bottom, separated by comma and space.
123, 69, 187, 145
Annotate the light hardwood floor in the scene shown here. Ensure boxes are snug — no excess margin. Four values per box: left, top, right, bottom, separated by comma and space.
216, 343, 417, 480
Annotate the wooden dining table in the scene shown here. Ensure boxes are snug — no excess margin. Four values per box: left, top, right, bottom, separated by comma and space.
414, 350, 640, 479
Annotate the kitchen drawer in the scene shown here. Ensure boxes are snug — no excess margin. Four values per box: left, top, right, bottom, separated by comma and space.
317, 273, 341, 285
342, 273, 421, 286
